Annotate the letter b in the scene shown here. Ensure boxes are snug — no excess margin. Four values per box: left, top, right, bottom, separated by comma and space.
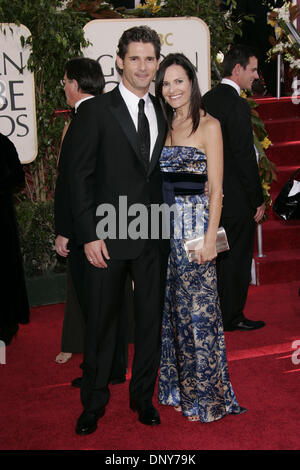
0, 80, 8, 111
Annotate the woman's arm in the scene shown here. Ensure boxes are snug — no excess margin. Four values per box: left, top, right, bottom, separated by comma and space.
198, 116, 223, 264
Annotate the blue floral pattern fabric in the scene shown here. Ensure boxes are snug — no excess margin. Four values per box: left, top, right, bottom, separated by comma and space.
158, 146, 246, 422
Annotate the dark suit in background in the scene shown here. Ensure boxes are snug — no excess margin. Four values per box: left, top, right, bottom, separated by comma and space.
55, 101, 130, 379
203, 83, 264, 330
0, 133, 30, 345
55, 116, 86, 314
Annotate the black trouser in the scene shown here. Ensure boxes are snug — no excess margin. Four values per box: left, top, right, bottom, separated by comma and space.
61, 263, 85, 353
81, 240, 168, 413
217, 214, 256, 329
64, 240, 129, 377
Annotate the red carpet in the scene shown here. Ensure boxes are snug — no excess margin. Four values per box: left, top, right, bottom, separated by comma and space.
0, 281, 299, 451
1, 97, 299, 454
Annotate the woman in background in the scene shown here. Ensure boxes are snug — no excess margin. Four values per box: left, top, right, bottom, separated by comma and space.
0, 133, 30, 345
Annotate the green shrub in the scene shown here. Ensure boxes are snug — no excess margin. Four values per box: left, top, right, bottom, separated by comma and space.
15, 199, 66, 277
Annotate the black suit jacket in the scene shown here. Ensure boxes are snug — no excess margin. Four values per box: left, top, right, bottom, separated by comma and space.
55, 86, 167, 259
202, 83, 264, 217
55, 118, 75, 241
0, 133, 30, 326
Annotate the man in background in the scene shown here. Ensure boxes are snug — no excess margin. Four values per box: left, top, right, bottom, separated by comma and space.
203, 45, 266, 332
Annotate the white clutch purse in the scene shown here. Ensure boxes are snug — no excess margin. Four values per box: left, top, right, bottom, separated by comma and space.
183, 226, 229, 262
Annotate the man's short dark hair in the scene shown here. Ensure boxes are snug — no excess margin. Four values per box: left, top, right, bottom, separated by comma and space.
222, 44, 258, 78
65, 57, 105, 95
117, 25, 161, 61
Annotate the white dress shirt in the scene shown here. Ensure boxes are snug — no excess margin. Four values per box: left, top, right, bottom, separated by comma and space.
119, 80, 158, 160
221, 78, 241, 96
74, 95, 94, 113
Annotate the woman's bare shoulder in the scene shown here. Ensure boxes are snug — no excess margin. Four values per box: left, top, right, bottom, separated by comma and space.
201, 111, 221, 130
195, 111, 221, 143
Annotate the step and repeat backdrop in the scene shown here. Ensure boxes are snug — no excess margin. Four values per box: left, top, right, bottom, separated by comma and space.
0, 18, 210, 163
83, 17, 210, 94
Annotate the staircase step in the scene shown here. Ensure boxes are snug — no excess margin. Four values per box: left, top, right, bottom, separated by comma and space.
264, 117, 300, 143
256, 219, 300, 252
255, 96, 300, 120
254, 248, 300, 285
266, 141, 300, 167
252, 97, 300, 285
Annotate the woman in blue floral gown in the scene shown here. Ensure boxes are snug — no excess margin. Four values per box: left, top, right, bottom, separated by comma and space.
155, 54, 246, 422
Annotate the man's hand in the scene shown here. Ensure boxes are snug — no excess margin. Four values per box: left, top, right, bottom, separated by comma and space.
55, 235, 70, 257
84, 239, 110, 268
254, 202, 266, 223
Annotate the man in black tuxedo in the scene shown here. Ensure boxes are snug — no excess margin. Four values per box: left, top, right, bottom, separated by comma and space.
202, 45, 266, 332
55, 57, 105, 313
55, 57, 128, 383
64, 26, 168, 435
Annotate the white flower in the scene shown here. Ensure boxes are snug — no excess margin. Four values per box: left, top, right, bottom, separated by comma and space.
56, 1, 68, 11
216, 51, 224, 64
277, 3, 290, 22
272, 41, 291, 53
272, 42, 284, 53
286, 54, 300, 69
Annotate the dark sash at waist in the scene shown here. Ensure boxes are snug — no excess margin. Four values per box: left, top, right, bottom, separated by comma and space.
162, 172, 207, 206
162, 173, 207, 184
174, 188, 204, 196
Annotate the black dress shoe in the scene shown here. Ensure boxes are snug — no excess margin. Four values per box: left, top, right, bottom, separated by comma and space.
130, 398, 161, 426
226, 318, 266, 331
75, 408, 105, 436
71, 377, 82, 388
109, 375, 126, 385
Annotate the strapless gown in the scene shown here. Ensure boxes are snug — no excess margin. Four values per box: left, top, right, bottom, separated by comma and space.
158, 146, 246, 422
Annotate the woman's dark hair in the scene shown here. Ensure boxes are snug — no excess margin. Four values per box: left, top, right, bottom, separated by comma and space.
222, 44, 258, 77
155, 53, 203, 135
65, 57, 105, 96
